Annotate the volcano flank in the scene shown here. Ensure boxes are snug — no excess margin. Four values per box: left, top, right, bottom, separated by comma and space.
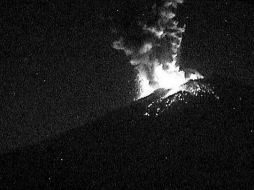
1, 75, 253, 189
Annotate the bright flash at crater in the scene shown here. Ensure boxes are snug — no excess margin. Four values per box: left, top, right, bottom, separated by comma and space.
136, 63, 204, 99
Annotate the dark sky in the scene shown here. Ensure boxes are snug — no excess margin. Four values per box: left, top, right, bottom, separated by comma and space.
0, 0, 253, 153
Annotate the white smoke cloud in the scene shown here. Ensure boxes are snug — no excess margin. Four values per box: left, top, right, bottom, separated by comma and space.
112, 0, 203, 99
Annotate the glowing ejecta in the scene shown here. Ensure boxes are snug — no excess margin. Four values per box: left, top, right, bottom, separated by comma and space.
113, 0, 203, 99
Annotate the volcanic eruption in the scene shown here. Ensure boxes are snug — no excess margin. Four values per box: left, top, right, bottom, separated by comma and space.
113, 0, 204, 99
1, 1, 253, 189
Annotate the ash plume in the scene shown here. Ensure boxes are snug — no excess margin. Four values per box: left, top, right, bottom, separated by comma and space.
113, 0, 186, 88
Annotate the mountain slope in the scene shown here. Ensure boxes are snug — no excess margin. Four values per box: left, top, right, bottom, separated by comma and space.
1, 75, 254, 189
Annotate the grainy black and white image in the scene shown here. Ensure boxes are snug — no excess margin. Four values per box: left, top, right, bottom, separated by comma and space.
0, 0, 253, 189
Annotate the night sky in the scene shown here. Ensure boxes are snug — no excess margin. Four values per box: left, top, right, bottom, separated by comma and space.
0, 0, 253, 153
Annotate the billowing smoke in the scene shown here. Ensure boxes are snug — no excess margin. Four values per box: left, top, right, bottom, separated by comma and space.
113, 0, 203, 99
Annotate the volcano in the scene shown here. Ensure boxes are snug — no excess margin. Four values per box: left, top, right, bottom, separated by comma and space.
1, 74, 253, 189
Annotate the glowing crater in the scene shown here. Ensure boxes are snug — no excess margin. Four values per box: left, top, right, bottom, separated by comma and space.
142, 80, 218, 117
136, 63, 204, 100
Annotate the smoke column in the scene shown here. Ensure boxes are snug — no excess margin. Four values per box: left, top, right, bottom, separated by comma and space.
113, 0, 203, 99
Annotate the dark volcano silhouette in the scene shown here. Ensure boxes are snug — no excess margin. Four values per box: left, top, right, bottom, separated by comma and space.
1, 74, 254, 189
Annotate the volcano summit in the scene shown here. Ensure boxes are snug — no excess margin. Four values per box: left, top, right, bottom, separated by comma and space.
1, 75, 253, 189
